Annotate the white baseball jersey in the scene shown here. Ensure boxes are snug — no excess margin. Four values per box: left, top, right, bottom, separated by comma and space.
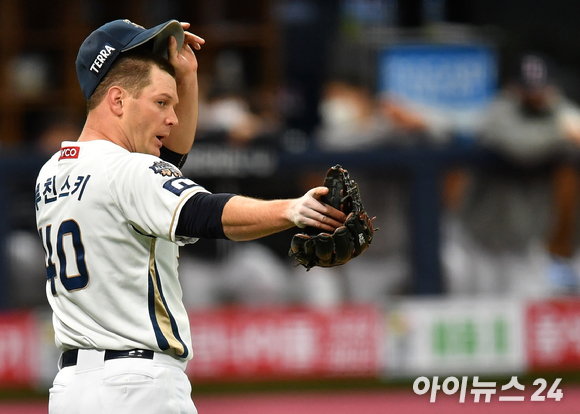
35, 140, 208, 361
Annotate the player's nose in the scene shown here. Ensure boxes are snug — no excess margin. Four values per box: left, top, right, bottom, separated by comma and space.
167, 109, 179, 127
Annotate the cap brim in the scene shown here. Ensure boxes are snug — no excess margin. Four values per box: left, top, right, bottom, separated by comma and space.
122, 20, 184, 59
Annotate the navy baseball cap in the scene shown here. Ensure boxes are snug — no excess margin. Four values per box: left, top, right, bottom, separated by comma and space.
75, 19, 185, 100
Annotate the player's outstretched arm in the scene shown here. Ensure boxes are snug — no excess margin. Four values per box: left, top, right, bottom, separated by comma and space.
222, 187, 347, 241
162, 23, 205, 155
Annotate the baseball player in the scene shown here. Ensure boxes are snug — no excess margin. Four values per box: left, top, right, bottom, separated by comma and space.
35, 19, 346, 414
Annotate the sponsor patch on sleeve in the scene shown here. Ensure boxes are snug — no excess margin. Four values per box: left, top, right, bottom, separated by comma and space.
149, 161, 183, 178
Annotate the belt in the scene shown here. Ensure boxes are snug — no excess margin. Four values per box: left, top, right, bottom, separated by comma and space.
61, 349, 154, 368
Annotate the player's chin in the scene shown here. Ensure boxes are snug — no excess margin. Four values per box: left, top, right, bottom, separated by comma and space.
151, 138, 163, 157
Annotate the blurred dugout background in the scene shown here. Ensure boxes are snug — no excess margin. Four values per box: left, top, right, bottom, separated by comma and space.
3, 0, 580, 413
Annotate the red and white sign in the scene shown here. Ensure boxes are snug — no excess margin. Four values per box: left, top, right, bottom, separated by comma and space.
59, 146, 80, 160
527, 299, 580, 370
0, 312, 37, 386
187, 305, 383, 380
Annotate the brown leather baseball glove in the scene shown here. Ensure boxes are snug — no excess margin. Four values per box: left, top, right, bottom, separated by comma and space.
289, 165, 376, 270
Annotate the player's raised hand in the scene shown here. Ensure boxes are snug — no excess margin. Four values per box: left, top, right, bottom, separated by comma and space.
181, 22, 204, 50
286, 187, 347, 231
168, 22, 205, 82
163, 22, 205, 154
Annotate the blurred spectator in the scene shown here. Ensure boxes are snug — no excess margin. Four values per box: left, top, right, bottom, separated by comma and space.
199, 90, 284, 148
312, 81, 457, 148
314, 79, 393, 150
313, 77, 452, 150
443, 53, 580, 297
199, 91, 265, 146
197, 51, 284, 147
379, 95, 455, 145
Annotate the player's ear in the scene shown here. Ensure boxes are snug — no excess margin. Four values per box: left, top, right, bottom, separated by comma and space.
108, 86, 125, 116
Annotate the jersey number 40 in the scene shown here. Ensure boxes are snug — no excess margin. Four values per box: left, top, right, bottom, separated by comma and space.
38, 220, 89, 296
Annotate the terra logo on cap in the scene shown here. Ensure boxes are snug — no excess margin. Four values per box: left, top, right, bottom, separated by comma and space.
89, 44, 116, 74
75, 19, 184, 100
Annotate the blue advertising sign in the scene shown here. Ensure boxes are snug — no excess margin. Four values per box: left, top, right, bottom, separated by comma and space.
379, 44, 497, 110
